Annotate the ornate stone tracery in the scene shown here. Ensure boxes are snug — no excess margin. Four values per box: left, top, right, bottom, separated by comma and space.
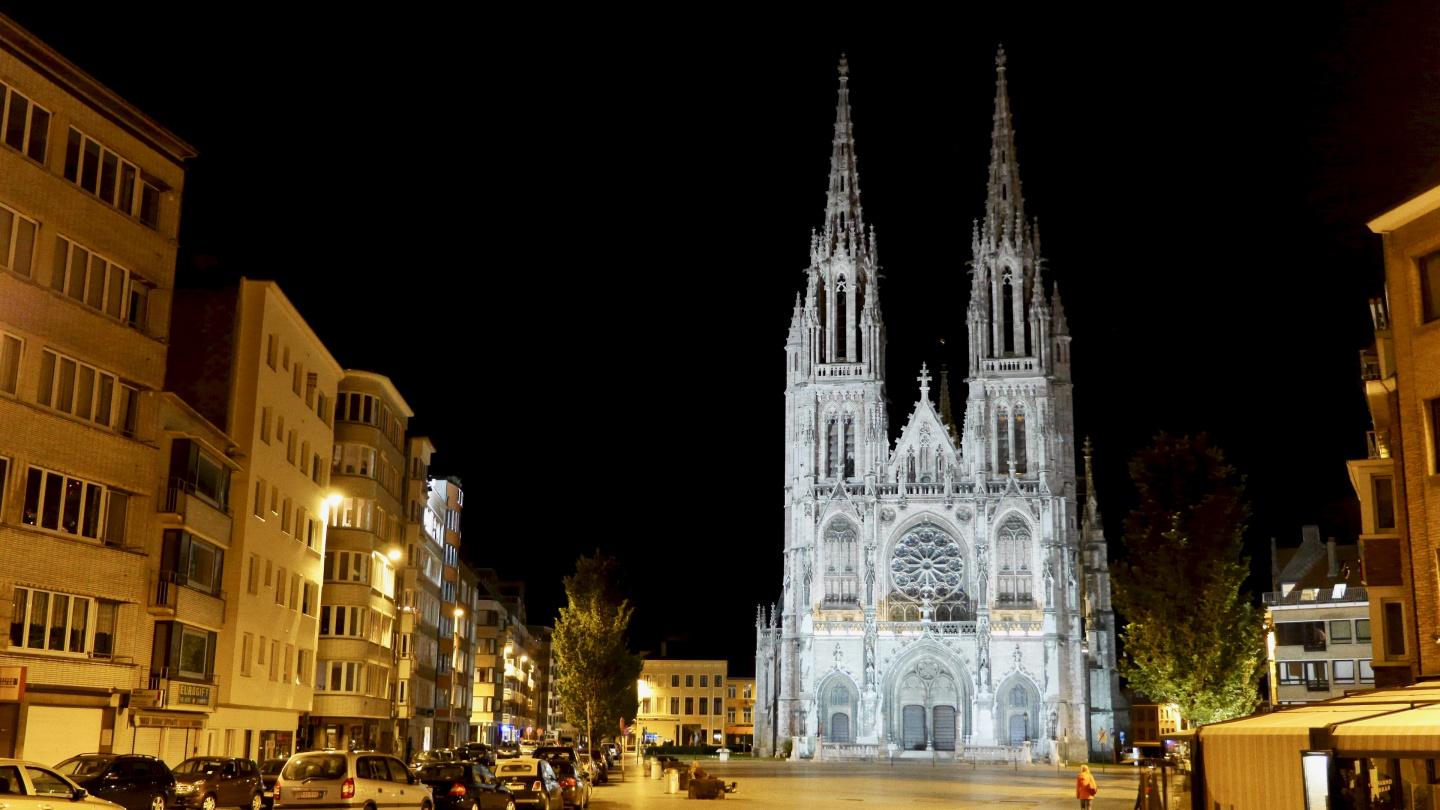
887, 519, 972, 621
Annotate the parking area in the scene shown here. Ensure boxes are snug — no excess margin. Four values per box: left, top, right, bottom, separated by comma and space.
583, 757, 1140, 809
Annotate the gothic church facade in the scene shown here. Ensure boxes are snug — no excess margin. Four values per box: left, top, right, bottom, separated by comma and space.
755, 52, 1121, 762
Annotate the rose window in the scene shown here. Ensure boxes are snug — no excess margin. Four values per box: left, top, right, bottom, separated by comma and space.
890, 522, 964, 601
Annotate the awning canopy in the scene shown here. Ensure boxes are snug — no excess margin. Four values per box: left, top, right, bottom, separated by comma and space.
1331, 704, 1440, 756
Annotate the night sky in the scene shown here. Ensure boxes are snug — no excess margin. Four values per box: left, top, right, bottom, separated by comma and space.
8, 5, 1439, 674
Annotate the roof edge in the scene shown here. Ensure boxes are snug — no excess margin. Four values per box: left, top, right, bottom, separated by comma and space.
1368, 183, 1440, 233
0, 12, 198, 164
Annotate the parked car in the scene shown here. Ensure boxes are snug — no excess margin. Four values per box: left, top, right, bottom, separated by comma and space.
0, 758, 131, 810
410, 750, 455, 770
172, 758, 264, 810
492, 759, 562, 810
258, 760, 286, 809
460, 745, 494, 768
547, 762, 588, 810
573, 755, 600, 786
274, 751, 431, 810
54, 754, 177, 810
516, 743, 538, 757
527, 747, 577, 769
414, 762, 513, 810
492, 746, 520, 761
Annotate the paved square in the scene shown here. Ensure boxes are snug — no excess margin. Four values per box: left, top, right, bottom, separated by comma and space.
584, 759, 1140, 809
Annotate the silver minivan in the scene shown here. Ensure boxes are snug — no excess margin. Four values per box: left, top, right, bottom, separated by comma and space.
274, 752, 431, 810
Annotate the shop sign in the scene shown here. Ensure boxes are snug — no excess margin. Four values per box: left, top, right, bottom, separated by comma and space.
132, 713, 205, 729
0, 667, 24, 702
130, 690, 166, 710
174, 683, 212, 708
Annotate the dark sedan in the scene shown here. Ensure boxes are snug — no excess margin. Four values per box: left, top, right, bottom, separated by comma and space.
415, 763, 513, 810
257, 760, 285, 809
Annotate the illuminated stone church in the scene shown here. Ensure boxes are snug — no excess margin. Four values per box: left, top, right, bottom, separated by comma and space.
754, 51, 1121, 762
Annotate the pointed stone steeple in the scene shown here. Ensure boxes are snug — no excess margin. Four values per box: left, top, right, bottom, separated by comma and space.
824, 54, 863, 240
938, 364, 958, 440
984, 46, 1024, 242
1082, 437, 1101, 529
1051, 284, 1069, 336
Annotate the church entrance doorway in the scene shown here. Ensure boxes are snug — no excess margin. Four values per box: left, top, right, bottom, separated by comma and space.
901, 705, 926, 750
932, 706, 957, 751
1008, 714, 1027, 747
829, 712, 850, 743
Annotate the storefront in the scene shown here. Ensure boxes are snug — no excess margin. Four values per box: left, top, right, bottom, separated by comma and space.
1184, 682, 1440, 809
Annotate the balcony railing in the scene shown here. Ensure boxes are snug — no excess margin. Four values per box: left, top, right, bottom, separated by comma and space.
148, 570, 227, 626
1263, 586, 1367, 606
158, 478, 233, 544
982, 356, 1037, 374
1360, 350, 1382, 382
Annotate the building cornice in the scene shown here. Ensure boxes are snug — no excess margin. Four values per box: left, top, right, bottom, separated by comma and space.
0, 13, 197, 165
1368, 183, 1440, 233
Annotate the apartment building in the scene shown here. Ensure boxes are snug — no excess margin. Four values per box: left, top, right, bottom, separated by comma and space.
723, 676, 755, 750
453, 561, 478, 747
167, 279, 341, 762
397, 438, 440, 755
430, 476, 467, 748
470, 568, 504, 746
636, 659, 728, 747
309, 372, 409, 753
497, 582, 541, 743
1263, 527, 1373, 705
0, 15, 195, 764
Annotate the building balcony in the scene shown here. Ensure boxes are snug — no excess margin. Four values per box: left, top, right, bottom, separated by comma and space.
158, 478, 233, 544
1263, 586, 1367, 607
148, 571, 226, 630
813, 363, 867, 378
1360, 350, 1383, 382
981, 356, 1037, 374
145, 670, 217, 712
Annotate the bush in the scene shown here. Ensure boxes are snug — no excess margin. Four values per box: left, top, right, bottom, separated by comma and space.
779, 739, 793, 758
643, 745, 720, 757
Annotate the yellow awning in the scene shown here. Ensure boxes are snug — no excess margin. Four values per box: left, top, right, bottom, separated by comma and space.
1331, 704, 1440, 756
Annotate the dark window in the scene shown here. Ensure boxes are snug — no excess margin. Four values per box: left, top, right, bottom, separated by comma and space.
63, 128, 81, 182
1384, 602, 1406, 659
1275, 621, 1326, 650
4, 91, 25, 150
80, 137, 100, 193
1375, 477, 1396, 530
1421, 251, 1440, 323
684, 697, 694, 715
139, 184, 160, 229
99, 151, 118, 204
1356, 619, 1372, 643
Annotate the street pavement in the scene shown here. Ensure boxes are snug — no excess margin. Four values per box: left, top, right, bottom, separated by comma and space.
582, 757, 1140, 809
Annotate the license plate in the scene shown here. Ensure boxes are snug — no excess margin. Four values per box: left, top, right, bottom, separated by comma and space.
294, 791, 322, 799
263, 792, 273, 798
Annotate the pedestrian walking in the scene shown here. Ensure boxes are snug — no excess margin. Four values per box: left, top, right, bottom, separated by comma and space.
1077, 764, 1098, 808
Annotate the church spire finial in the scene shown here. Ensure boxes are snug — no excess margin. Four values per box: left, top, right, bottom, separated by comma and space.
823, 53, 863, 240
917, 363, 932, 402
985, 44, 1024, 241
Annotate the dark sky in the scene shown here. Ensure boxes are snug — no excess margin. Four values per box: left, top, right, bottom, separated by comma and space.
9, 4, 1439, 673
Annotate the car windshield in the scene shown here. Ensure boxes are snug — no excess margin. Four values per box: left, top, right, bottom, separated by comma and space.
260, 761, 286, 777
417, 765, 469, 781
173, 759, 225, 776
54, 758, 113, 778
497, 763, 536, 776
280, 756, 347, 782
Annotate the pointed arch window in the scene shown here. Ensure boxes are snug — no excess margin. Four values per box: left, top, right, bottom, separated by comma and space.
843, 415, 855, 478
1001, 276, 1016, 355
823, 516, 860, 607
995, 515, 1033, 606
906, 450, 916, 484
996, 407, 1010, 474
1014, 406, 1027, 474
827, 417, 840, 479
836, 275, 848, 360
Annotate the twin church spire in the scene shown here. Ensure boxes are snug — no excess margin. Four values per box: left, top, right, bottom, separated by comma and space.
793, 54, 882, 372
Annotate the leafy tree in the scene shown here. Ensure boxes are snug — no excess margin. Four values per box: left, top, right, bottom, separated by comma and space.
552, 552, 642, 751
1110, 433, 1266, 726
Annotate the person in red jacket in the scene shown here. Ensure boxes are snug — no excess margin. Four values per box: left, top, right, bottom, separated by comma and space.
1076, 764, 1098, 808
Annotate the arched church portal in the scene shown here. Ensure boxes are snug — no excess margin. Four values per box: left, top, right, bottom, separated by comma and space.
885, 650, 969, 751
995, 674, 1041, 747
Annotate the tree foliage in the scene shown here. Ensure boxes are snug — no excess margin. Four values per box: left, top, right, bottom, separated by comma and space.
552, 552, 642, 750
1110, 433, 1265, 726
